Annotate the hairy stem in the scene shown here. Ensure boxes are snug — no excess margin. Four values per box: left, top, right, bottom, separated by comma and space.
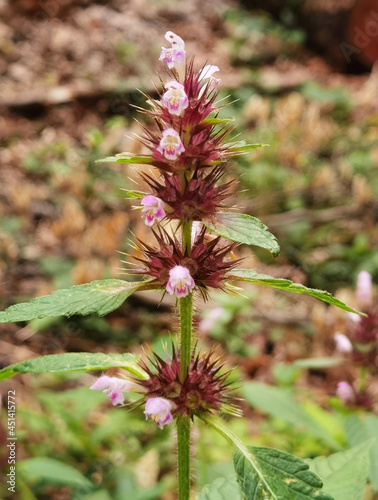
177, 416, 191, 500
180, 292, 193, 381
177, 216, 193, 500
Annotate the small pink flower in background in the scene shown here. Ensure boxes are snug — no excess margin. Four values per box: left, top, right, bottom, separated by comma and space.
159, 31, 186, 69
144, 397, 174, 429
166, 265, 195, 298
336, 381, 355, 404
157, 128, 185, 160
141, 195, 166, 226
199, 307, 226, 335
356, 270, 373, 306
162, 81, 189, 116
334, 332, 353, 353
90, 375, 140, 406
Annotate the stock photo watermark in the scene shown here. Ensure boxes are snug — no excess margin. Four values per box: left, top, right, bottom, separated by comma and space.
6, 390, 17, 493
340, 9, 378, 63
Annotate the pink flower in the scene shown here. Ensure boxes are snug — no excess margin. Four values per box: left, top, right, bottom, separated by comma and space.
141, 195, 166, 226
199, 307, 226, 335
157, 128, 185, 161
334, 332, 353, 353
144, 397, 174, 429
356, 271, 373, 306
198, 65, 220, 97
159, 31, 186, 69
336, 381, 355, 404
166, 265, 195, 298
162, 81, 189, 116
90, 375, 140, 406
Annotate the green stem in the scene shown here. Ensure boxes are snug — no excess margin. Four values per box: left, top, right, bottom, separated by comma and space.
199, 414, 244, 449
180, 292, 193, 381
359, 365, 368, 393
180, 219, 193, 381
177, 416, 191, 500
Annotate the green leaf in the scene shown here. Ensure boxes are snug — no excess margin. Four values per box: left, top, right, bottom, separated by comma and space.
200, 416, 333, 500
306, 441, 371, 500
0, 352, 148, 381
202, 117, 235, 125
228, 269, 362, 315
120, 189, 145, 199
227, 269, 291, 287
96, 153, 154, 164
204, 213, 280, 256
0, 279, 145, 323
242, 382, 341, 449
198, 476, 242, 500
233, 446, 334, 500
293, 358, 343, 369
19, 457, 94, 491
345, 414, 378, 491
228, 141, 269, 152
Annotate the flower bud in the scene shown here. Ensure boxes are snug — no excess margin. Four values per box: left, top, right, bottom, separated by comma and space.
356, 270, 373, 307
336, 381, 355, 404
334, 332, 353, 353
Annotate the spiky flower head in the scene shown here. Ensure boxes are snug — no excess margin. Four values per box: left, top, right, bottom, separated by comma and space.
139, 346, 239, 419
140, 167, 234, 222
127, 227, 239, 300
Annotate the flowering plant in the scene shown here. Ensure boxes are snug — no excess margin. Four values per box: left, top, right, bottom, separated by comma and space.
0, 31, 366, 500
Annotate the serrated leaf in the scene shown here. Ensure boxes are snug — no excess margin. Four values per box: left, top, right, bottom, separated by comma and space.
200, 416, 333, 500
242, 382, 341, 449
233, 446, 333, 500
96, 153, 154, 164
228, 269, 362, 314
202, 117, 235, 125
0, 352, 148, 381
198, 476, 241, 500
0, 279, 146, 323
204, 213, 280, 256
345, 414, 378, 491
306, 441, 371, 500
19, 457, 94, 491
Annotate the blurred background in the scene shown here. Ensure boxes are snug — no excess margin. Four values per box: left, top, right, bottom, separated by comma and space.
1, 0, 378, 498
